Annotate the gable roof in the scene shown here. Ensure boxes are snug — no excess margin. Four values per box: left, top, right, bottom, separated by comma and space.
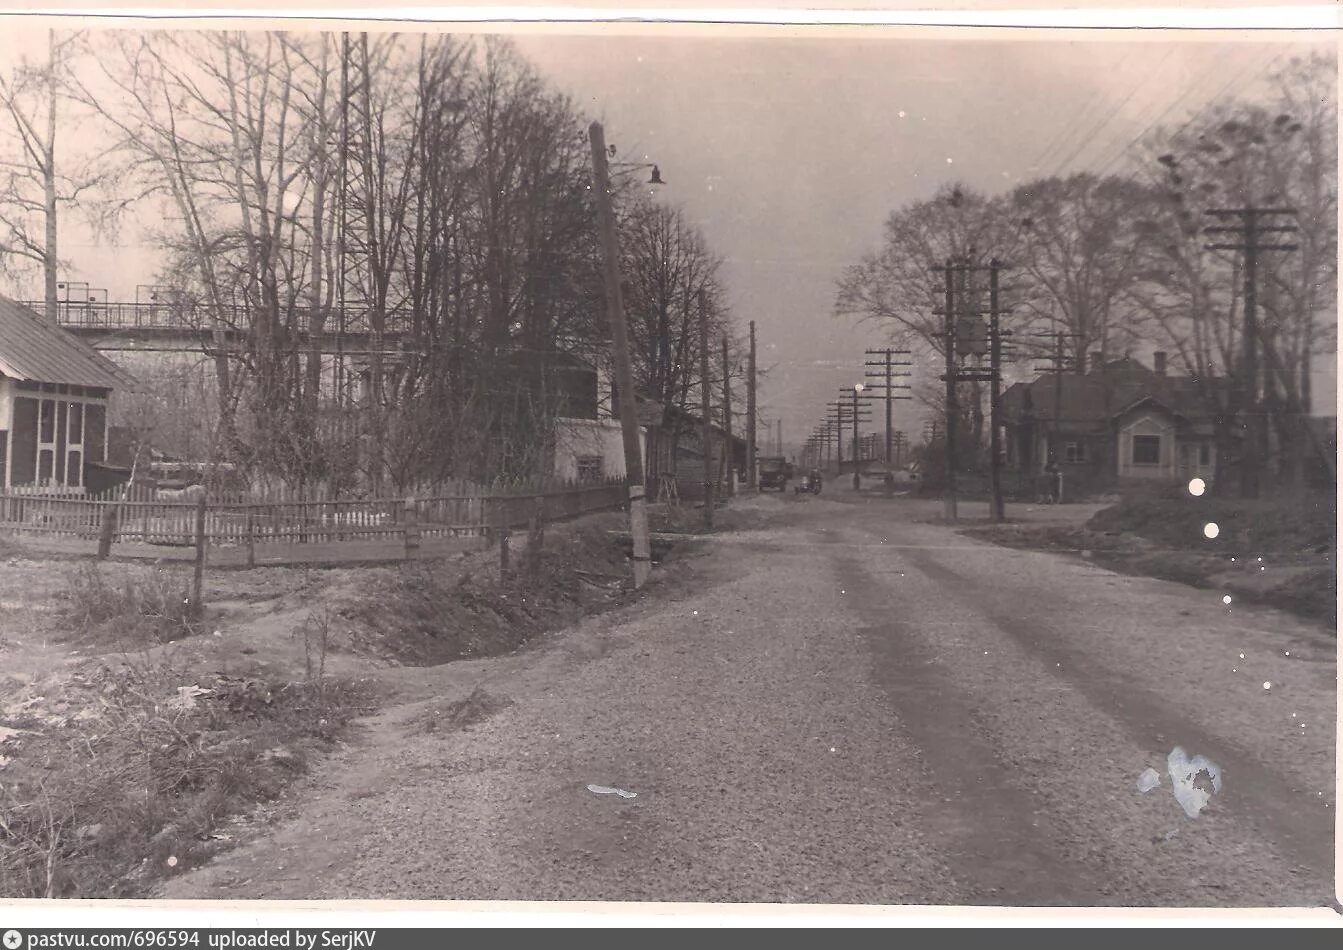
0, 296, 135, 389
1001, 355, 1221, 427
1112, 394, 1191, 423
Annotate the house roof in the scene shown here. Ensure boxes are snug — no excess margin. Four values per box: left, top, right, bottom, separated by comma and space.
0, 296, 134, 389
1112, 394, 1191, 423
1001, 355, 1219, 428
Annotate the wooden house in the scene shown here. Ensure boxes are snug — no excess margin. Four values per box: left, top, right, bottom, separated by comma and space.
0, 296, 135, 491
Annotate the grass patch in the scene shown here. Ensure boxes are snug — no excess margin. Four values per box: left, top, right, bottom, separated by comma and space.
1, 563, 372, 898
1086, 482, 1336, 555
0, 650, 370, 898
962, 483, 1336, 625
58, 563, 202, 648
336, 518, 640, 666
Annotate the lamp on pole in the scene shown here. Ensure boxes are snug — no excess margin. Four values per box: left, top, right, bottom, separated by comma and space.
588, 122, 660, 588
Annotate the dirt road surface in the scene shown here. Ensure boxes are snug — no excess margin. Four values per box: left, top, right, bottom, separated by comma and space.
159, 491, 1337, 907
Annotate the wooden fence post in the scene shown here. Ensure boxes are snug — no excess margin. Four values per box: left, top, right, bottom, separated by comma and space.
245, 506, 256, 569
191, 496, 207, 618
403, 497, 421, 560
527, 494, 546, 578
96, 503, 118, 560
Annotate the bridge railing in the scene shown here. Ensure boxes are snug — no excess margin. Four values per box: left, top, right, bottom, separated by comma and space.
28, 300, 414, 336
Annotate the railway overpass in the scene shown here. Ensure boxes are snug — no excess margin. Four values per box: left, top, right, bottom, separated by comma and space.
33, 299, 414, 355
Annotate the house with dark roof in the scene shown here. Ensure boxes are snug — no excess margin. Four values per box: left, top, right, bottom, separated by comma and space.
1000, 351, 1224, 491
0, 296, 136, 491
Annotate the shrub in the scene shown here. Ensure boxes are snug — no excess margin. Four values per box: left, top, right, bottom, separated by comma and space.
0, 655, 367, 898
60, 564, 200, 647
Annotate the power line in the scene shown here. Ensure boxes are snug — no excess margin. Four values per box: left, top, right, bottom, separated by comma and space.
1095, 47, 1286, 179
1048, 48, 1177, 179
1026, 83, 1110, 178
1088, 53, 1231, 178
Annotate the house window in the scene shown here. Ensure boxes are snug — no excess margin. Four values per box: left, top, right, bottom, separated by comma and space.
38, 400, 54, 443
1063, 441, 1087, 463
66, 402, 84, 487
36, 400, 57, 483
576, 455, 604, 483
1132, 434, 1161, 466
1198, 443, 1211, 466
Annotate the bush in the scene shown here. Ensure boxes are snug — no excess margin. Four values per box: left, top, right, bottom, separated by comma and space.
60, 564, 201, 647
0, 655, 366, 898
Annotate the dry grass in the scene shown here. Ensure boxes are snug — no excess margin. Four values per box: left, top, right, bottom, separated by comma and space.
0, 567, 372, 898
0, 647, 371, 897
59, 563, 202, 647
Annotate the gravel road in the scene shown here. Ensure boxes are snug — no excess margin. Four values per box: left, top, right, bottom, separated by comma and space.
159, 491, 1337, 907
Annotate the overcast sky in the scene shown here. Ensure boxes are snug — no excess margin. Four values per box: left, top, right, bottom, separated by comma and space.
4, 23, 1335, 444
511, 29, 1334, 442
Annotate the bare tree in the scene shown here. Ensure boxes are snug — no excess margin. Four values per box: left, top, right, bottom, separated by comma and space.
1008, 172, 1151, 366
835, 183, 1021, 454
0, 29, 113, 320
1126, 51, 1337, 489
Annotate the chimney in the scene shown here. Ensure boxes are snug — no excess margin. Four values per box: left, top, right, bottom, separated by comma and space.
1154, 352, 1167, 376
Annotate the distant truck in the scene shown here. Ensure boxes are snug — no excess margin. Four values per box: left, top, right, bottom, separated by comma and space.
758, 456, 791, 492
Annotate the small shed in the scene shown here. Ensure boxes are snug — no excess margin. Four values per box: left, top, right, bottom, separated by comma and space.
0, 296, 135, 491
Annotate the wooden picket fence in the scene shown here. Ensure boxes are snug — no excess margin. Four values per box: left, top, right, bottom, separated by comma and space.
0, 476, 627, 564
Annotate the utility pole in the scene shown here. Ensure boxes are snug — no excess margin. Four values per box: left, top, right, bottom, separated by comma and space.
864, 347, 914, 466
830, 394, 872, 489
699, 288, 714, 529
851, 386, 863, 491
938, 260, 959, 522
776, 419, 783, 458
589, 122, 652, 587
747, 320, 757, 489
934, 256, 1014, 519
1028, 328, 1077, 504
722, 334, 735, 497
1205, 207, 1298, 500
989, 259, 1005, 522
1053, 330, 1064, 478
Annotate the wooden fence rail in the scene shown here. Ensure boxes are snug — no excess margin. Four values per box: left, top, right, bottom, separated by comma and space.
0, 479, 626, 561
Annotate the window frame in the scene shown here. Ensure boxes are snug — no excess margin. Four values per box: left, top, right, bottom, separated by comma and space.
575, 454, 605, 483
1132, 434, 1161, 466
1063, 440, 1087, 464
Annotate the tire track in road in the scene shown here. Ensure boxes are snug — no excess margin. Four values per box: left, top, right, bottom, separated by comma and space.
892, 541, 1335, 882
829, 550, 1110, 905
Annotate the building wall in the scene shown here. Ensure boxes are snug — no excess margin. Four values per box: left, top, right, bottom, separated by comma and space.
553, 417, 644, 482
0, 376, 11, 490
1117, 411, 1177, 480
4, 382, 110, 490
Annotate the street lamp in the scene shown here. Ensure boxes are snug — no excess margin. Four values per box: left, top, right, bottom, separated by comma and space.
588, 122, 665, 589
607, 145, 667, 187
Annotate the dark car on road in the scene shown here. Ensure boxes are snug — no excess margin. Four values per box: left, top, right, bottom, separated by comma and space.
758, 456, 791, 492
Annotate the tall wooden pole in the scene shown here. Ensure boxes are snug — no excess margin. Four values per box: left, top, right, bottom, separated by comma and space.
989, 260, 1005, 523
1053, 330, 1064, 504
942, 261, 958, 522
884, 350, 893, 464
699, 288, 714, 529
722, 334, 735, 497
747, 320, 757, 488
852, 387, 861, 491
588, 122, 651, 587
1204, 206, 1298, 499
